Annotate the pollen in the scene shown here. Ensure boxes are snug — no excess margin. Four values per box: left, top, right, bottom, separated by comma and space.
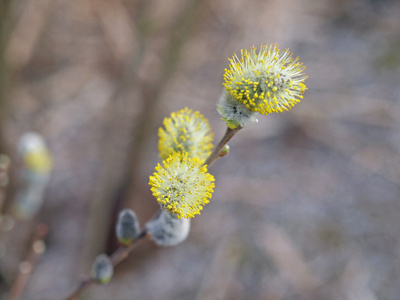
223, 44, 307, 115
149, 152, 215, 219
158, 108, 214, 162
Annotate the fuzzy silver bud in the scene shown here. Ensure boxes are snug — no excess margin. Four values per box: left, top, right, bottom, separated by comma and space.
217, 91, 258, 128
145, 211, 190, 247
91, 254, 113, 284
116, 209, 140, 246
13, 132, 52, 220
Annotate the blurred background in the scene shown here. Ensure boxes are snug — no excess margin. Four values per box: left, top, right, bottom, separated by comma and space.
0, 0, 400, 299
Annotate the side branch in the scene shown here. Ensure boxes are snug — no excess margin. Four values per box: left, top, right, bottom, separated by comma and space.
203, 126, 242, 167
65, 230, 147, 300
7, 224, 48, 300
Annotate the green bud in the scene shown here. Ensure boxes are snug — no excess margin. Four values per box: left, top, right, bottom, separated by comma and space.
219, 145, 230, 157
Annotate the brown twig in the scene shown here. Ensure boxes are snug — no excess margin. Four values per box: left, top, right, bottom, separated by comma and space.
66, 120, 243, 300
0, 154, 11, 216
203, 126, 242, 168
0, 0, 12, 157
7, 224, 48, 300
65, 230, 147, 300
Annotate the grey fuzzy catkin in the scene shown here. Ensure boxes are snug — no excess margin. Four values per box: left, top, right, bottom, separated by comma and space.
116, 209, 140, 246
217, 91, 258, 128
91, 254, 113, 284
13, 132, 52, 220
145, 211, 190, 247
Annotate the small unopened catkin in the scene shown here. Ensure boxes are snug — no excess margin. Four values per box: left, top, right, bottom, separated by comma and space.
116, 209, 140, 246
145, 211, 190, 247
91, 254, 113, 284
13, 132, 53, 220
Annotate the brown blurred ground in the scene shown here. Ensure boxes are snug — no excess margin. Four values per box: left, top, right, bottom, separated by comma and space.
1, 0, 400, 299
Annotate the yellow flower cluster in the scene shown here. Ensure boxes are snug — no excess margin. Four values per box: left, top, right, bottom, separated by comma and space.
19, 132, 53, 174
24, 150, 53, 174
158, 108, 213, 162
223, 44, 307, 115
149, 152, 215, 219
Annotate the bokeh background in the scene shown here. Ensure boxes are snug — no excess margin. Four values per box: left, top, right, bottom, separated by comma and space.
1, 0, 400, 299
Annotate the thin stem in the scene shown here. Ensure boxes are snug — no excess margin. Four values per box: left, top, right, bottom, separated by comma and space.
110, 230, 146, 266
203, 126, 242, 168
65, 230, 147, 300
7, 224, 48, 300
0, 154, 11, 216
65, 278, 93, 300
66, 124, 243, 300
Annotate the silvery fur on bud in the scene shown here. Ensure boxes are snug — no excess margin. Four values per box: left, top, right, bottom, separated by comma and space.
217, 91, 258, 128
116, 209, 140, 246
91, 254, 113, 284
13, 132, 53, 220
145, 210, 190, 246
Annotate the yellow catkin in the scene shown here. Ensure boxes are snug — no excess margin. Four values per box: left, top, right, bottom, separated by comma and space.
149, 152, 215, 219
158, 108, 213, 162
223, 44, 307, 115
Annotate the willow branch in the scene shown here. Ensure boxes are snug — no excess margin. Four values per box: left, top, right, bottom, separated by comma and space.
203, 126, 242, 168
65, 230, 147, 300
7, 224, 48, 300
